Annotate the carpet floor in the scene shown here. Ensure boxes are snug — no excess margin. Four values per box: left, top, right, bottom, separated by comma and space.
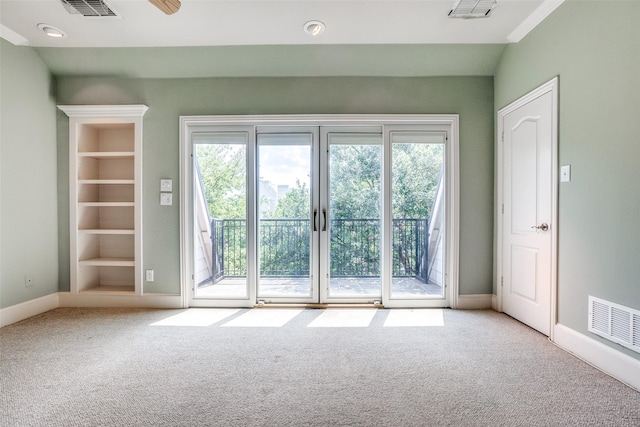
1, 308, 639, 426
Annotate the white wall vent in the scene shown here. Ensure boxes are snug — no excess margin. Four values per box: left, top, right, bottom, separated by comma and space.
449, 0, 497, 19
61, 0, 117, 17
588, 295, 640, 354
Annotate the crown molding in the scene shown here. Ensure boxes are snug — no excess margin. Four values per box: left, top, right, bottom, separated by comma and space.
508, 0, 565, 43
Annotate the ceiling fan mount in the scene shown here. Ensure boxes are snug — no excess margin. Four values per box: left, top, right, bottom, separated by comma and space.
148, 0, 182, 15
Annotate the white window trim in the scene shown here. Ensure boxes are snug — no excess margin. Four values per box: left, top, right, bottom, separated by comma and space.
179, 115, 459, 308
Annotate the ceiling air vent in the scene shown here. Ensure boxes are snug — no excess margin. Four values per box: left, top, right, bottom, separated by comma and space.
61, 0, 117, 17
449, 0, 497, 19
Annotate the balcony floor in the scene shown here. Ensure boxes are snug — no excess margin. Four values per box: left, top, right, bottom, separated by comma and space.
196, 276, 443, 299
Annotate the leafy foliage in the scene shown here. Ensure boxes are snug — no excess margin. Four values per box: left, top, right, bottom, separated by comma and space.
392, 143, 443, 219
199, 139, 444, 279
268, 180, 310, 219
329, 145, 382, 219
196, 144, 245, 219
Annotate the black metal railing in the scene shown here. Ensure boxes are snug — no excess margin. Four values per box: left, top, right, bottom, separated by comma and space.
211, 218, 428, 283
259, 219, 311, 277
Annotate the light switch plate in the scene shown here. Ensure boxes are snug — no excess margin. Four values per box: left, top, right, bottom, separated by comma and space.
160, 193, 172, 205
560, 165, 571, 182
160, 179, 173, 192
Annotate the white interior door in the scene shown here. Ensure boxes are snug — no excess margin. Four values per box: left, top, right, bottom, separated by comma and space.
499, 79, 558, 336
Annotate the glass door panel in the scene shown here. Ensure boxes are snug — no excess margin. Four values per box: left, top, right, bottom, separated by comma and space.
186, 121, 452, 307
326, 133, 383, 300
257, 133, 315, 300
390, 131, 445, 298
193, 132, 249, 299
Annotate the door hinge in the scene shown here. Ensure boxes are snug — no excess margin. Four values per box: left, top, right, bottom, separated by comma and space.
501, 277, 503, 287
501, 131, 504, 142
501, 204, 504, 214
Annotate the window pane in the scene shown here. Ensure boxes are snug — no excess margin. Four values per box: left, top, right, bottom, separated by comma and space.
257, 134, 313, 298
193, 133, 248, 299
328, 134, 382, 298
391, 132, 445, 298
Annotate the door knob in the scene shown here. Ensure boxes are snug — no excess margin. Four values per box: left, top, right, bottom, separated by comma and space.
531, 223, 549, 232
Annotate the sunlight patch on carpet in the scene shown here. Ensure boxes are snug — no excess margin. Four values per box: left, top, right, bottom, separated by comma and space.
222, 309, 303, 327
307, 309, 377, 327
150, 309, 240, 327
383, 309, 444, 327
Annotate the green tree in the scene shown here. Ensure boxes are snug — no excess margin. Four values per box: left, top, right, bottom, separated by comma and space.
329, 145, 382, 219
196, 140, 444, 279
327, 142, 443, 219
392, 143, 443, 219
261, 180, 311, 277
196, 144, 248, 277
195, 144, 246, 219
269, 180, 310, 219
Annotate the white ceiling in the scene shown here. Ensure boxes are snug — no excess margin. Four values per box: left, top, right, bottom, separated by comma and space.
1, 0, 564, 48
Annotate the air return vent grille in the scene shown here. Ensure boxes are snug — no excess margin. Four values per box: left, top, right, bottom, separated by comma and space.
61, 0, 117, 17
449, 0, 497, 19
588, 296, 640, 354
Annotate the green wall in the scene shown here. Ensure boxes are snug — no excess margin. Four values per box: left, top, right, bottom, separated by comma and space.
0, 39, 59, 308
55, 76, 495, 296
495, 1, 640, 359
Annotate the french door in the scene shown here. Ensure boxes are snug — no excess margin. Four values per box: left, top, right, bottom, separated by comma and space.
256, 127, 319, 303
181, 116, 458, 308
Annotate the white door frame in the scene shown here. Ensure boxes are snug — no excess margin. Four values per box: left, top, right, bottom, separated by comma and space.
319, 126, 385, 304
496, 77, 559, 339
180, 114, 459, 308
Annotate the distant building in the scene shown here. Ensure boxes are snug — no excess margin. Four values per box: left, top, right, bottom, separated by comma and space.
277, 185, 289, 200
259, 179, 277, 217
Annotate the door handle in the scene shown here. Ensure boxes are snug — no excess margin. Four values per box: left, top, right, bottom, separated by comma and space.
531, 223, 549, 232
322, 209, 327, 232
313, 209, 318, 232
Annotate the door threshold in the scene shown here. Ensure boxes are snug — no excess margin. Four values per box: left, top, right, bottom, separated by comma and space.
254, 302, 384, 309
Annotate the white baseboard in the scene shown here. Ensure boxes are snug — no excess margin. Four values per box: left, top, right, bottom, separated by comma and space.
58, 292, 183, 308
456, 294, 493, 310
553, 323, 640, 392
1, 293, 184, 328
0, 293, 60, 328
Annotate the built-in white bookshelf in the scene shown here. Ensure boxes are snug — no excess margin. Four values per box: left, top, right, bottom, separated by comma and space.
59, 105, 148, 295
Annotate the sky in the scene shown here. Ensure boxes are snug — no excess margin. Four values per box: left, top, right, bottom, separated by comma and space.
258, 144, 311, 190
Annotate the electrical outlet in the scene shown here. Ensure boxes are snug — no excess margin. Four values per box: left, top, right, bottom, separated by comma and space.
145, 270, 154, 282
25, 275, 34, 287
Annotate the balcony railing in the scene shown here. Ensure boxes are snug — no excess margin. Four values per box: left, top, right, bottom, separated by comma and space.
211, 218, 429, 283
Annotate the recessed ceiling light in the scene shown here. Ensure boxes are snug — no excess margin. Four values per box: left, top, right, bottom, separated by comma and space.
37, 23, 66, 38
304, 20, 325, 36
